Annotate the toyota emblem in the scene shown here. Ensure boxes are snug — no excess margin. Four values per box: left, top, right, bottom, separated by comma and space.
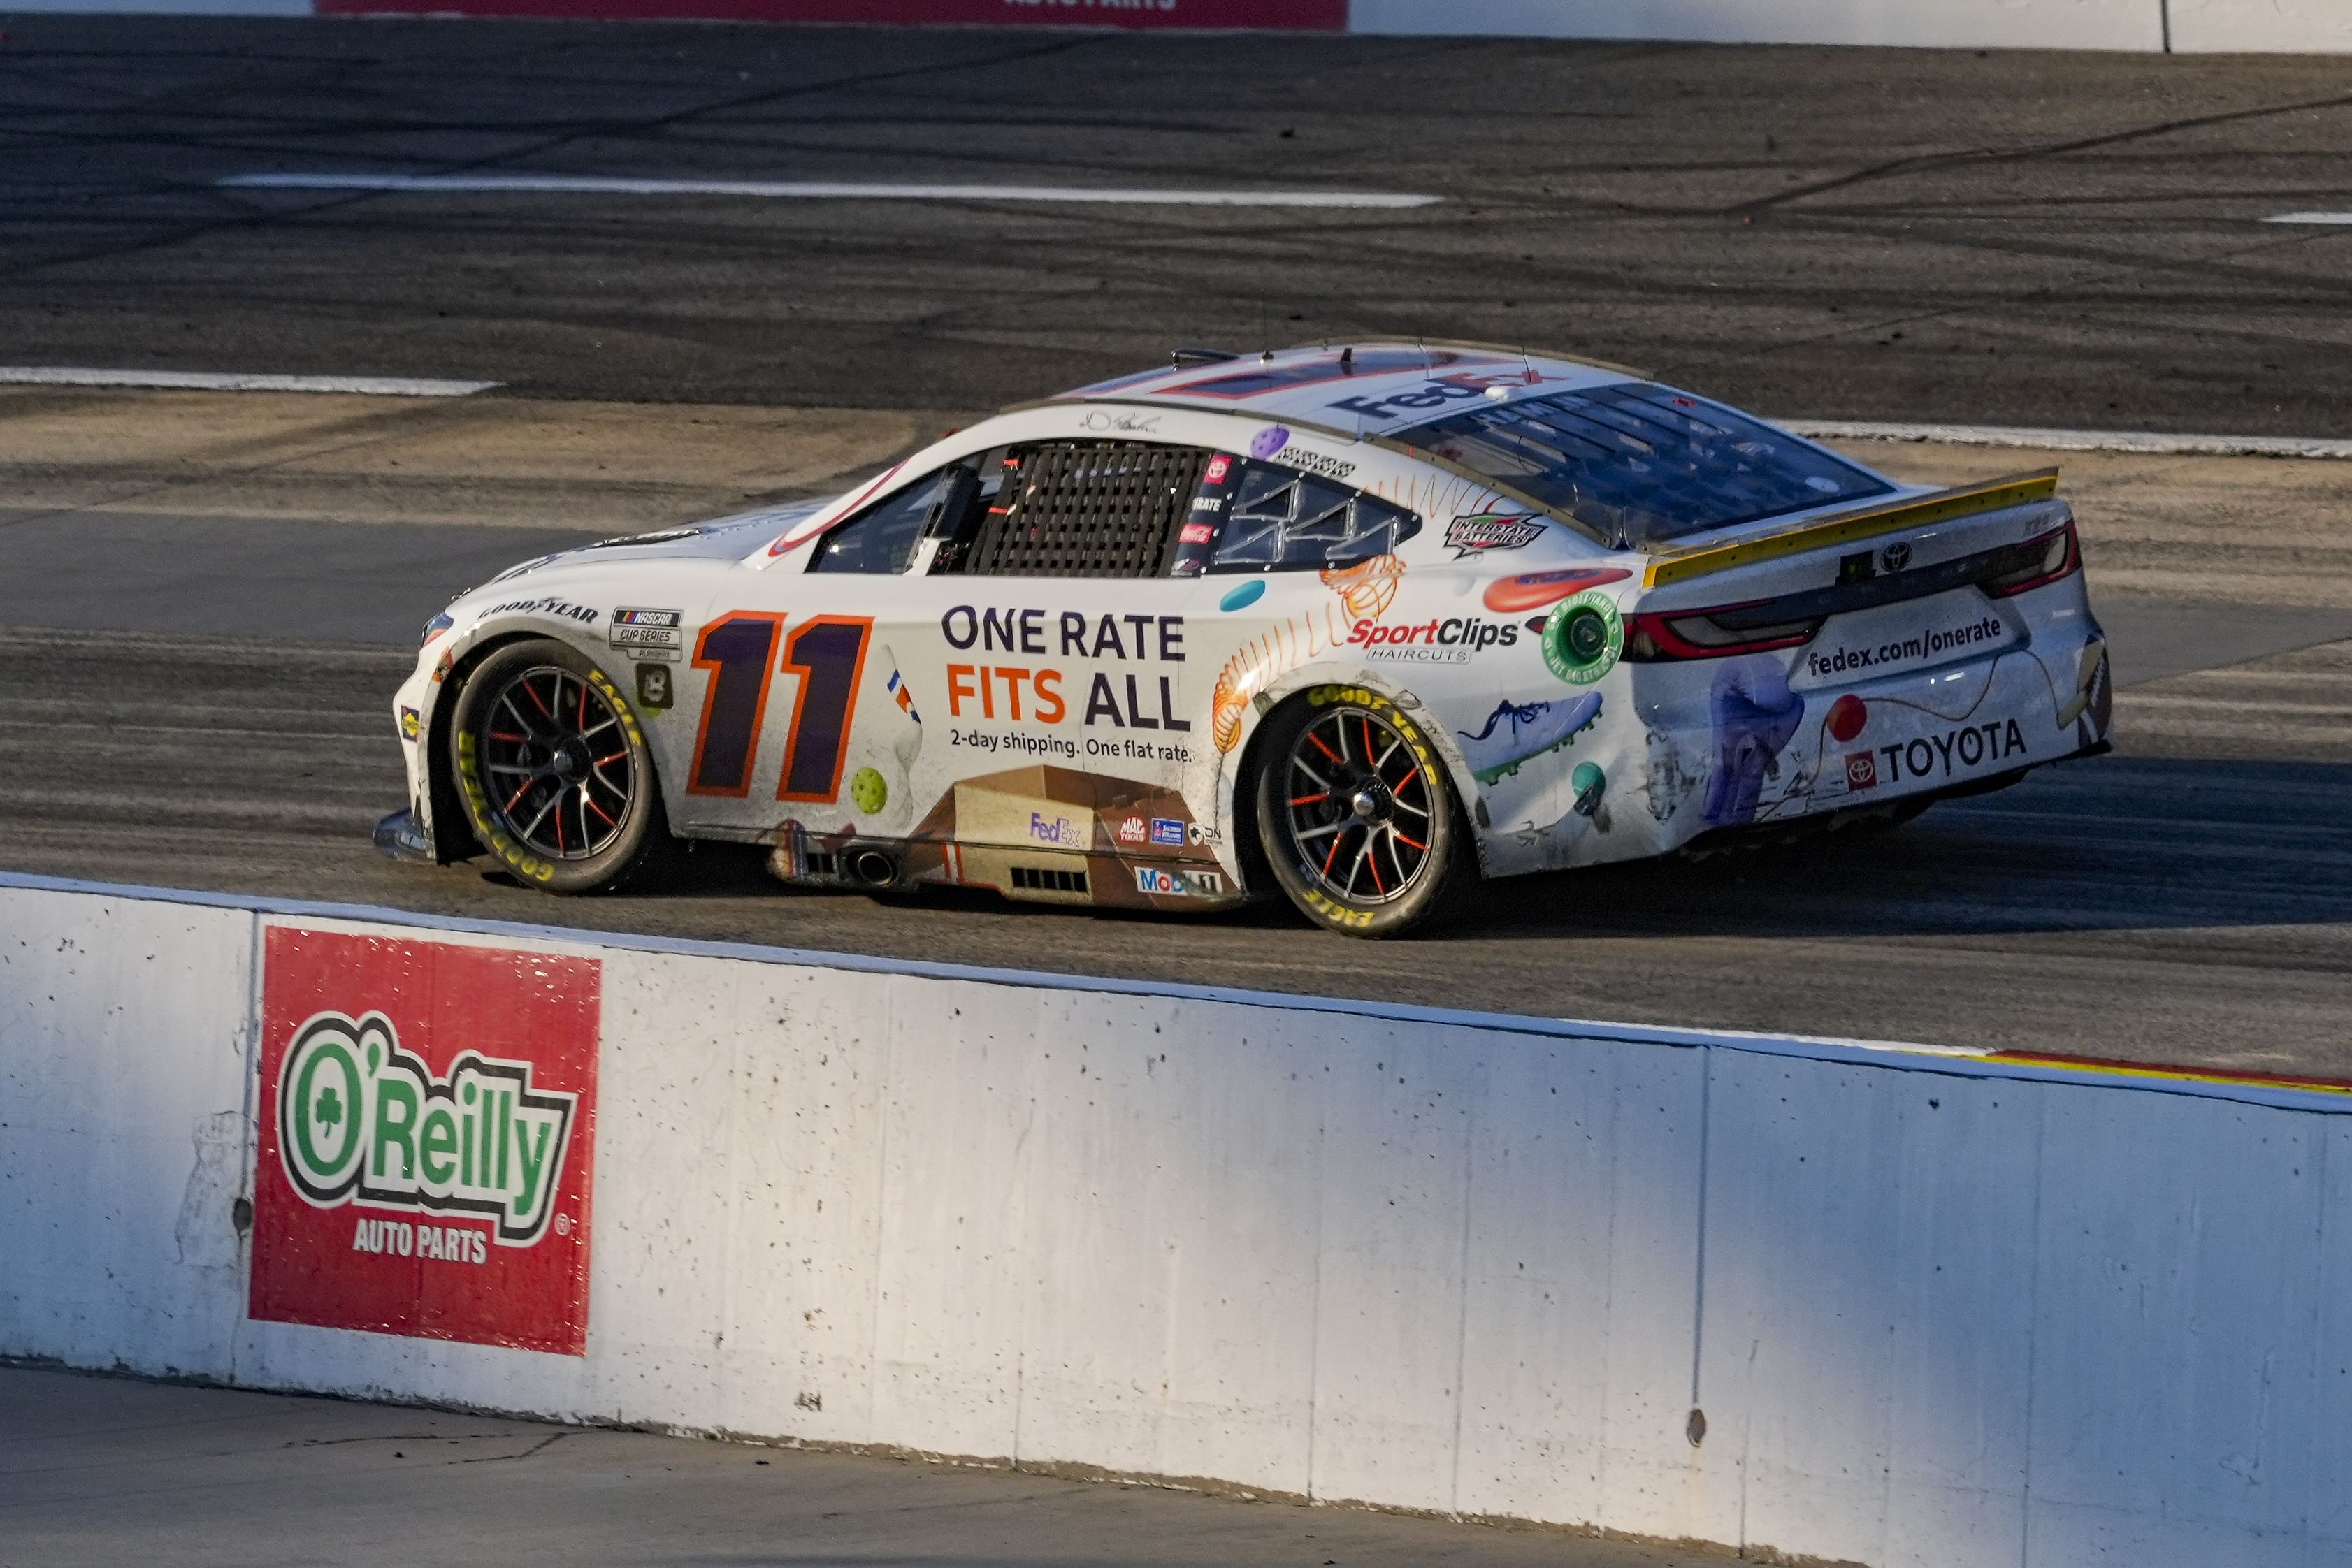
1879, 540, 1912, 574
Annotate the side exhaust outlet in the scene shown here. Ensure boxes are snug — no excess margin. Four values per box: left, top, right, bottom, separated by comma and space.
849, 848, 899, 887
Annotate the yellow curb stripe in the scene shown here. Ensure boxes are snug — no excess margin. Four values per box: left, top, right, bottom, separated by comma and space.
1986, 1052, 2352, 1098
1640, 469, 2060, 589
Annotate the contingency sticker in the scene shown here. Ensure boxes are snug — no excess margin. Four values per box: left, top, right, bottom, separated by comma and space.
248, 927, 600, 1356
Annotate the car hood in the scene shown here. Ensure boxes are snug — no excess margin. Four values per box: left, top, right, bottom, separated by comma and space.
479, 499, 830, 588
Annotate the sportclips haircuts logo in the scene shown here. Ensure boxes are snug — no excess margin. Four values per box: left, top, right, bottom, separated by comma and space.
277, 1013, 575, 1247
250, 928, 599, 1356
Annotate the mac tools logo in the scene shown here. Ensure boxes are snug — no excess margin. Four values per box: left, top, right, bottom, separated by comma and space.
277, 1012, 577, 1247
250, 927, 600, 1356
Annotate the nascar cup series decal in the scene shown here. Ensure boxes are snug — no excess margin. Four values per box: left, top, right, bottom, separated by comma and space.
248, 927, 600, 1356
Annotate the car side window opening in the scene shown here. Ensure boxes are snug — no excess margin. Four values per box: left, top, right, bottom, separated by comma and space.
808, 463, 981, 574
1398, 382, 1892, 550
1176, 456, 1420, 576
930, 440, 1207, 579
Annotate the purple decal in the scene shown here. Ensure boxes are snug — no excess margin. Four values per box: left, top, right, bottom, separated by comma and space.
1249, 426, 1291, 460
1703, 655, 1805, 827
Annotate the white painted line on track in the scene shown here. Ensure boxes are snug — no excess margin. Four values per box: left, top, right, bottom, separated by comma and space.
219, 171, 1443, 209
1786, 419, 2352, 460
2261, 212, 2352, 225
0, 366, 498, 396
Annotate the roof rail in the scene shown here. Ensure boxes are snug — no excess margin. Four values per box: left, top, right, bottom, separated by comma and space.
1287, 336, 1652, 381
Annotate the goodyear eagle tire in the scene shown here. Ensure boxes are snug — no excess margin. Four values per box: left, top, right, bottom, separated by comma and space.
1255, 685, 1464, 938
449, 638, 668, 895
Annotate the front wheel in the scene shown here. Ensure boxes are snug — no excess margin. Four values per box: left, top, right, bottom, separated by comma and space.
1255, 687, 1464, 938
448, 638, 668, 894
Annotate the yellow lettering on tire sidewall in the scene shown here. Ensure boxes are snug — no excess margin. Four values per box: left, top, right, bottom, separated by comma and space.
456, 726, 556, 884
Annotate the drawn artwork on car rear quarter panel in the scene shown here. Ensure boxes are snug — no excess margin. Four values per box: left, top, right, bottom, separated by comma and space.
249, 927, 600, 1356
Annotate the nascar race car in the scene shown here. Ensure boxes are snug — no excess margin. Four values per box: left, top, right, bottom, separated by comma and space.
379, 342, 2109, 937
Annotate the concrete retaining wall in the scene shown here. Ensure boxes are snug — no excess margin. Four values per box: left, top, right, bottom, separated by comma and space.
5, 872, 2351, 1565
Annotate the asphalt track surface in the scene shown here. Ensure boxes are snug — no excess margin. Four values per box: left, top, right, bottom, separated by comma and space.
0, 24, 2348, 1077
0, 1365, 1729, 1568
5, 420, 2350, 1077
3, 18, 2352, 433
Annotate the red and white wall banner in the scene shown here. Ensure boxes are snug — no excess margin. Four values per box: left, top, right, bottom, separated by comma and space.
249, 927, 600, 1356
312, 0, 1348, 26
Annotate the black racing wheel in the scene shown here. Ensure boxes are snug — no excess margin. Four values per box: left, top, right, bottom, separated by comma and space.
1255, 685, 1464, 938
448, 637, 668, 894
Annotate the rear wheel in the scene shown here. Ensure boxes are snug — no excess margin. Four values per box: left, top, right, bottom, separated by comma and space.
448, 638, 668, 894
1255, 687, 1463, 938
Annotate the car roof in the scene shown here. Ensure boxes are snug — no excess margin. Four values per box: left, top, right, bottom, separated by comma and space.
1051, 340, 1645, 438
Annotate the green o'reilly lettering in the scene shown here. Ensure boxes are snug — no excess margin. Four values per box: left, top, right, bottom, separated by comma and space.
277, 1010, 577, 1247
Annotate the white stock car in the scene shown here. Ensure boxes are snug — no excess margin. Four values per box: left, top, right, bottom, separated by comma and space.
380, 341, 2111, 937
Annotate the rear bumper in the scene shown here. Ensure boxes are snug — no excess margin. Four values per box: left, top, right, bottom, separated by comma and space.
1677, 736, 2112, 857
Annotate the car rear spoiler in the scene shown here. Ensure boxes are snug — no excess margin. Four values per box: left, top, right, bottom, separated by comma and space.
1642, 469, 2061, 590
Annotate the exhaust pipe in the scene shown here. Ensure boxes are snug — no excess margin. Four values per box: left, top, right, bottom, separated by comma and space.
848, 848, 898, 888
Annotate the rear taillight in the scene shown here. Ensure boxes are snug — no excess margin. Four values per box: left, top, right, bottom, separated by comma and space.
1979, 521, 2079, 598
1625, 519, 2081, 662
1624, 604, 1825, 662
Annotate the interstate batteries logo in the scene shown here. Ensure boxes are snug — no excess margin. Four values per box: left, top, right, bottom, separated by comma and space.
249, 927, 599, 1356
277, 1012, 575, 1246
1443, 512, 1544, 558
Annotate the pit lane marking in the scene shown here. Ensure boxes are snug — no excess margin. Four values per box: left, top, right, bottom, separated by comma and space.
1785, 419, 2352, 460
0, 367, 498, 396
219, 173, 1441, 209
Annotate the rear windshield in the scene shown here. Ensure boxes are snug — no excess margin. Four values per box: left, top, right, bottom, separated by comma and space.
1399, 383, 1892, 549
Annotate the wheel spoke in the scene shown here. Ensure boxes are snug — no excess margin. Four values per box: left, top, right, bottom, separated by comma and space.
498, 692, 542, 738
1281, 704, 1443, 913
480, 662, 642, 860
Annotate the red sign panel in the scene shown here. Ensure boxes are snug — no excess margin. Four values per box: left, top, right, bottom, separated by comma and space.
250, 927, 600, 1356
315, 0, 1347, 29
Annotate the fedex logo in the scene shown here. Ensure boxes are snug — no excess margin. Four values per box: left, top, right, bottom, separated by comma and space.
1327, 369, 1561, 423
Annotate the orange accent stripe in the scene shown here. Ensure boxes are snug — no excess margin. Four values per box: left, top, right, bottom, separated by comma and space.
1984, 1050, 2352, 1098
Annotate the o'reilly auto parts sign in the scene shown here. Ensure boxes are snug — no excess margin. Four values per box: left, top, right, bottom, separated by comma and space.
250, 927, 599, 1355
